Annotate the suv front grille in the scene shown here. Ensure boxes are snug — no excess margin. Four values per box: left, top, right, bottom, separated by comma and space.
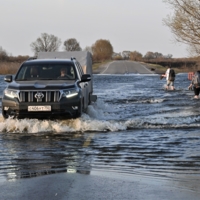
19, 91, 61, 102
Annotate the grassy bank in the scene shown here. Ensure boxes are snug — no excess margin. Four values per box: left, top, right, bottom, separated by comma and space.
143, 62, 197, 74
0, 62, 21, 75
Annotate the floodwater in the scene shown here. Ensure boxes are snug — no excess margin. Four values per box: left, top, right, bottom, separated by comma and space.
0, 73, 200, 186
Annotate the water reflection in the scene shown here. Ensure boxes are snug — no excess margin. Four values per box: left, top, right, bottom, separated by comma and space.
0, 132, 91, 180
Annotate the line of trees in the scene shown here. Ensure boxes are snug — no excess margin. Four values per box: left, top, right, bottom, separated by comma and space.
28, 33, 180, 62
30, 33, 113, 62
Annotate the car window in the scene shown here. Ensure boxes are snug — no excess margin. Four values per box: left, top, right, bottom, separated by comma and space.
15, 63, 77, 80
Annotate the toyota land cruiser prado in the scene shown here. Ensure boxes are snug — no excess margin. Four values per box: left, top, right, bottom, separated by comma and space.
2, 57, 95, 119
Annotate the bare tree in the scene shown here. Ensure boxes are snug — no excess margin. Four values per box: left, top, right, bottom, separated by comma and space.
144, 51, 155, 59
83, 46, 92, 54
144, 51, 165, 59
163, 0, 200, 55
154, 52, 163, 58
63, 38, 82, 51
130, 51, 143, 61
0, 46, 8, 61
121, 51, 131, 60
30, 33, 61, 55
164, 54, 173, 59
92, 39, 113, 62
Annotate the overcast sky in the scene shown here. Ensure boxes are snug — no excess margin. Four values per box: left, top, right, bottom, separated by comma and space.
0, 0, 189, 58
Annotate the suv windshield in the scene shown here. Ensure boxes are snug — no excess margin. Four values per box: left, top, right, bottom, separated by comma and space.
15, 63, 77, 80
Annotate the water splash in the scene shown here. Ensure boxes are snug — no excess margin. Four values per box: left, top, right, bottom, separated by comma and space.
1, 102, 200, 133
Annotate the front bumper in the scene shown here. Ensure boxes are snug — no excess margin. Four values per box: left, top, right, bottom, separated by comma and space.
2, 96, 82, 119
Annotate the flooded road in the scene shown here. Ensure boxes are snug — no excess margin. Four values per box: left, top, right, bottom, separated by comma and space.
0, 73, 200, 186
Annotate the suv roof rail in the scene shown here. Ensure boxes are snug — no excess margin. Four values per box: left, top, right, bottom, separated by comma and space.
27, 57, 37, 61
71, 57, 76, 61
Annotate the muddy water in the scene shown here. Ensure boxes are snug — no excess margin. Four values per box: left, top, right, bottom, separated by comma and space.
0, 74, 200, 182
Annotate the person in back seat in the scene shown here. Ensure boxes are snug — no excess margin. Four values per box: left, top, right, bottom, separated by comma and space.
30, 66, 39, 77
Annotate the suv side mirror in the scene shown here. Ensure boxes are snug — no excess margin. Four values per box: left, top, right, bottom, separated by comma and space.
4, 75, 13, 83
81, 74, 91, 82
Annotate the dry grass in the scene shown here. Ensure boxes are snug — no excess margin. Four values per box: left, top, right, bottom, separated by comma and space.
143, 62, 197, 74
142, 63, 166, 74
0, 62, 21, 75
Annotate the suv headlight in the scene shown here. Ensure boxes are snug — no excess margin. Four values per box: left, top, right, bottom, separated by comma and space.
4, 89, 19, 99
62, 89, 78, 98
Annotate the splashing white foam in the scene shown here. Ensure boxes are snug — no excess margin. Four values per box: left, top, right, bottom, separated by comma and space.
0, 115, 77, 133
0, 97, 200, 133
0, 102, 127, 133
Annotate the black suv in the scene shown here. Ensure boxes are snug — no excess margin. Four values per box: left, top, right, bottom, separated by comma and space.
2, 58, 93, 119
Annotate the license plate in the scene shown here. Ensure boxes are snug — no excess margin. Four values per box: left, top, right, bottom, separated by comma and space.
28, 106, 51, 112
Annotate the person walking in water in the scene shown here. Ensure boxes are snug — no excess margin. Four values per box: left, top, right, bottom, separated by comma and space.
188, 71, 200, 99
161, 66, 176, 90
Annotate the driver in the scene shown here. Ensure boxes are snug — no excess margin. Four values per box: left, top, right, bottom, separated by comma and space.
58, 68, 68, 78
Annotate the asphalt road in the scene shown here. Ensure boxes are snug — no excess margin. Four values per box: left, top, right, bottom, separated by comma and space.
93, 60, 154, 74
1, 172, 200, 200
